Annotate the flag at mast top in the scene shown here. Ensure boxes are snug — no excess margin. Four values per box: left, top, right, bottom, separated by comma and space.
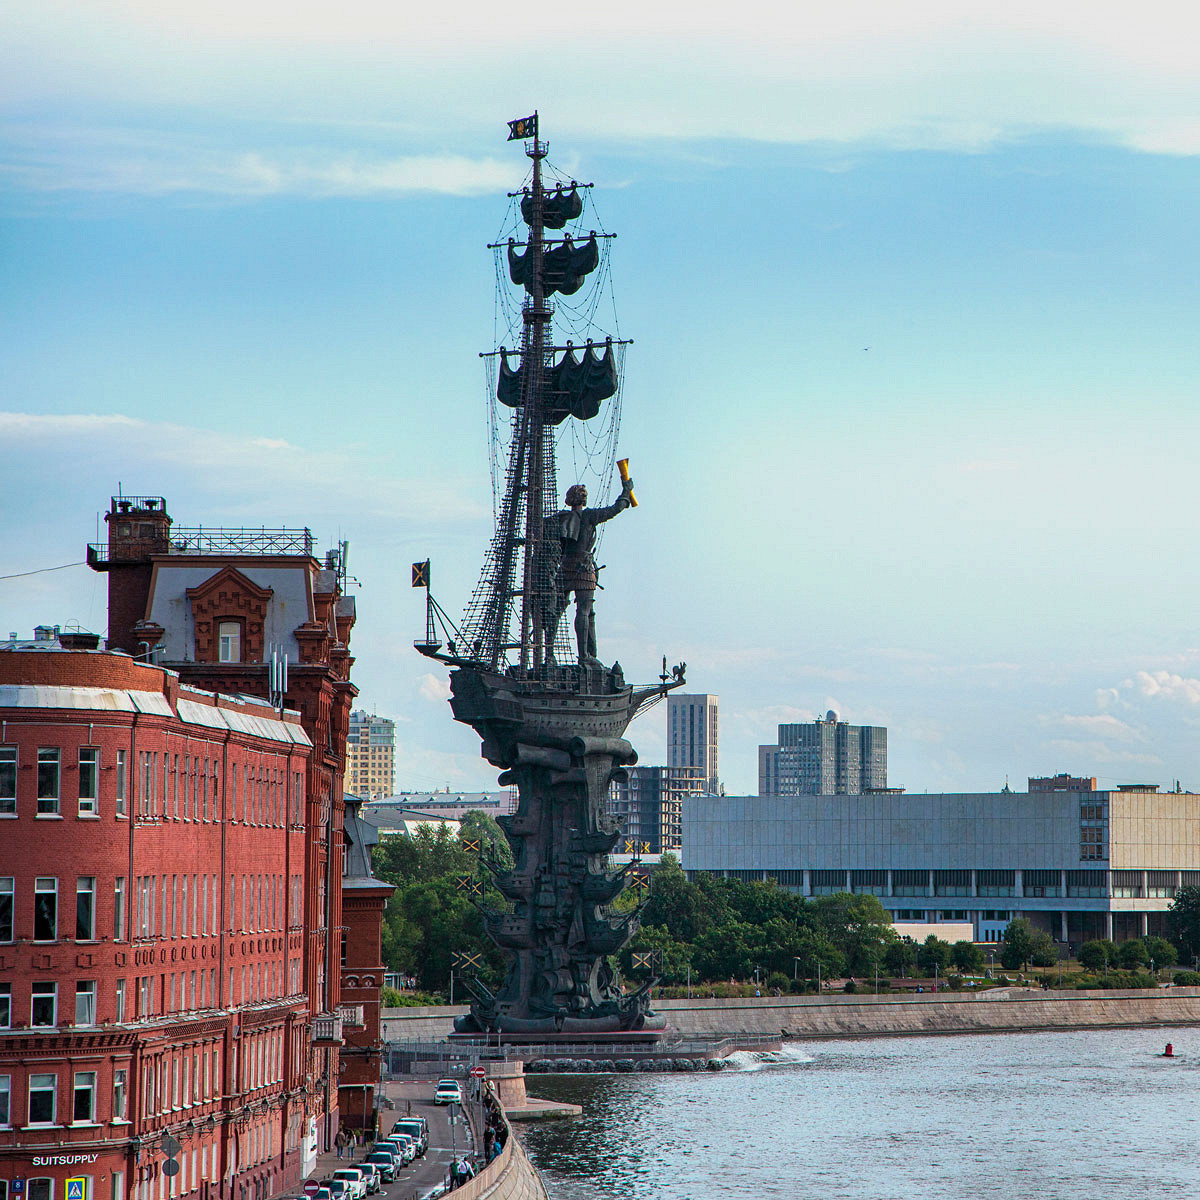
507, 113, 538, 141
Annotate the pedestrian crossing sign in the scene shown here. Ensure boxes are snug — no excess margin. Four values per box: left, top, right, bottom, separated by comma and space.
66, 1180, 87, 1200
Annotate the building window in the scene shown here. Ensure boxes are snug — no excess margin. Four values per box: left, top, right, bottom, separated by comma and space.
0, 877, 11, 942
76, 877, 96, 941
116, 978, 126, 1023
75, 981, 96, 1026
0, 747, 15, 814
37, 749, 60, 815
114, 877, 126, 941
28, 1182, 51, 1200
0, 1075, 9, 1127
78, 748, 99, 815
32, 981, 57, 1027
218, 622, 242, 663
115, 750, 127, 817
0, 983, 10, 1028
34, 877, 58, 941
113, 1069, 128, 1121
72, 1071, 96, 1123
28, 1073, 57, 1125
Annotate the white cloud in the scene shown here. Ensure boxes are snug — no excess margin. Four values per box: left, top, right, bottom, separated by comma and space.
0, 411, 485, 525
417, 673, 451, 703
1134, 670, 1200, 705
1038, 712, 1144, 742
1, 142, 523, 197
7, 0, 1200, 201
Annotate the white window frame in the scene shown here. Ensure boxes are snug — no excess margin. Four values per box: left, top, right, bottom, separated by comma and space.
76, 876, 96, 941
0, 747, 15, 815
115, 750, 127, 817
75, 980, 96, 1027
72, 1071, 97, 1124
31, 981, 57, 1027
28, 1073, 57, 1126
217, 622, 241, 663
78, 747, 99, 815
36, 749, 60, 815
34, 877, 58, 942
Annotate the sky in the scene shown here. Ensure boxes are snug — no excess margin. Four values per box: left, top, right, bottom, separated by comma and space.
5, 1, 1200, 795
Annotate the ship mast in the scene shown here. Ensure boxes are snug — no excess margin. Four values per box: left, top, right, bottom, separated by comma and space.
519, 129, 549, 673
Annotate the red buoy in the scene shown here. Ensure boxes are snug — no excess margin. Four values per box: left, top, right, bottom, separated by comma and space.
1163, 1043, 1174, 1057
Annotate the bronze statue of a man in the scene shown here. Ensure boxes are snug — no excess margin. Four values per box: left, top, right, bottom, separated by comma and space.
544, 476, 634, 667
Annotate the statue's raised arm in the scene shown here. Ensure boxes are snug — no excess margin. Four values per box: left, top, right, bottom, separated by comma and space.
553, 477, 635, 666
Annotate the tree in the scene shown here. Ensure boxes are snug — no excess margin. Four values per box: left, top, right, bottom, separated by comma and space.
884, 938, 916, 978
1000, 918, 1037, 970
1116, 938, 1149, 970
951, 940, 985, 973
1143, 935, 1178, 969
811, 893, 895, 976
457, 810, 514, 872
1167, 886, 1200, 965
917, 935, 952, 976
1078, 939, 1116, 972
1028, 930, 1058, 968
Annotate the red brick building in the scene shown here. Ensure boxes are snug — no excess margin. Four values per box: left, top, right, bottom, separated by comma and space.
0, 494, 376, 1200
336, 803, 393, 1137
0, 649, 313, 1200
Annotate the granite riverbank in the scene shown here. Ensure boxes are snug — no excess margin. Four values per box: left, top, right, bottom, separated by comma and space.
383, 986, 1200, 1044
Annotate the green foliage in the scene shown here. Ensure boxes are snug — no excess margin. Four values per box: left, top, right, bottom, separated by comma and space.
917, 935, 951, 975
1172, 970, 1200, 986
766, 971, 789, 992
884, 938, 917, 977
1001, 918, 1057, 970
381, 986, 402, 1007
1142, 936, 1177, 969
843, 979, 857, 993
373, 820, 510, 995
1028, 930, 1058, 968
1167, 886, 1200, 963
1116, 939, 1149, 969
951, 940, 985, 973
1078, 939, 1117, 971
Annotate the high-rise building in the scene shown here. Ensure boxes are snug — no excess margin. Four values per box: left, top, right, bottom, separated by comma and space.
344, 710, 396, 800
759, 711, 887, 795
608, 765, 706, 854
667, 694, 719, 795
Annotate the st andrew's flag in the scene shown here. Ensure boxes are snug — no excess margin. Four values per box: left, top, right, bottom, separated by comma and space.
507, 114, 537, 141
411, 560, 429, 588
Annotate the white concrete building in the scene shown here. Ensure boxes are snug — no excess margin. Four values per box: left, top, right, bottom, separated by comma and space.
683, 786, 1200, 946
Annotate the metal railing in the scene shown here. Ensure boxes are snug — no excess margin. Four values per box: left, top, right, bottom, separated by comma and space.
171, 526, 316, 556
384, 1032, 777, 1074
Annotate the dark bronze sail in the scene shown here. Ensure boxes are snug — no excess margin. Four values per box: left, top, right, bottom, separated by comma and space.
496, 340, 617, 424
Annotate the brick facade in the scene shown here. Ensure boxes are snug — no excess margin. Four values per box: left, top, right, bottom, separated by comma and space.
0, 652, 314, 1200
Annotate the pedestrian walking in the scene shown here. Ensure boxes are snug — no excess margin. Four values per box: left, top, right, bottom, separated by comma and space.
335, 1131, 345, 1160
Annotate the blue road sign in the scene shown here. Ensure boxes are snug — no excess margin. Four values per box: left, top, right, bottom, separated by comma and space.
66, 1180, 86, 1200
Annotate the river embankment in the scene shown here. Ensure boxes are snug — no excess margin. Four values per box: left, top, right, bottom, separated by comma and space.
383, 986, 1200, 1044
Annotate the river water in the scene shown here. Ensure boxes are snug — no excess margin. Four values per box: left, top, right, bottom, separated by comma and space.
518, 1027, 1200, 1199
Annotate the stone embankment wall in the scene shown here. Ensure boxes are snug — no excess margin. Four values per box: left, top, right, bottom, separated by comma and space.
383, 987, 1200, 1043
448, 1079, 549, 1200
445, 1130, 548, 1200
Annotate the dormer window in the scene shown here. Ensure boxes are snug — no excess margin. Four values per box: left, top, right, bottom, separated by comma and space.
218, 622, 242, 663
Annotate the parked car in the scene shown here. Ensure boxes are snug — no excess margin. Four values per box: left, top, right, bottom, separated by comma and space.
356, 1164, 381, 1194
434, 1079, 462, 1105
392, 1118, 428, 1154
382, 1134, 416, 1163
332, 1169, 367, 1200
324, 1181, 348, 1200
312, 1187, 333, 1200
364, 1153, 396, 1183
